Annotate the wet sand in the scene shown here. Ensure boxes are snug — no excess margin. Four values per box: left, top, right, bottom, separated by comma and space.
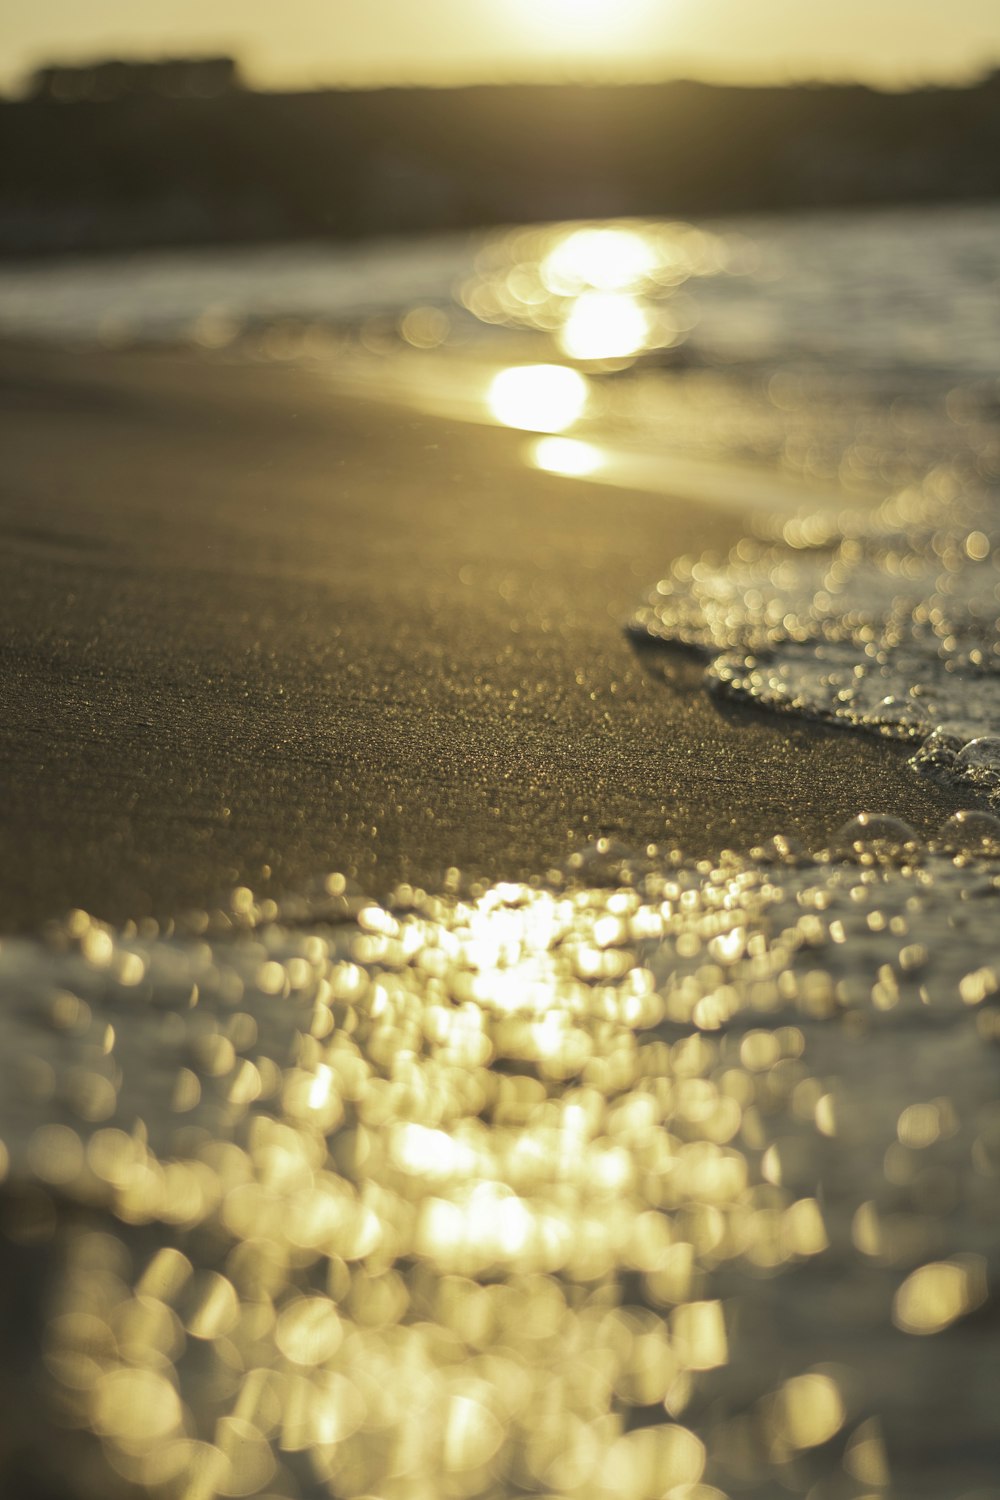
0, 340, 966, 929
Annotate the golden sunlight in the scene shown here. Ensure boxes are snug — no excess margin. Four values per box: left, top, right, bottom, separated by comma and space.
511, 0, 657, 48
531, 435, 603, 477
509, 0, 656, 51
542, 227, 660, 294
558, 290, 651, 360
487, 364, 589, 432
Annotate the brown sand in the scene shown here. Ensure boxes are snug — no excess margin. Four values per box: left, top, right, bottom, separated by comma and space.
0, 340, 966, 929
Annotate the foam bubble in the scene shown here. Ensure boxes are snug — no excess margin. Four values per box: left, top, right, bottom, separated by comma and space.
632, 500, 1000, 812
835, 814, 921, 859
937, 808, 1000, 853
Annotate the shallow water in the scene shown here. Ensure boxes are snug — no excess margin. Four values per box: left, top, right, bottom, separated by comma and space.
4, 203, 1000, 378
4, 205, 1000, 1496
3, 826, 1000, 1498
630, 490, 1000, 808
4, 205, 999, 517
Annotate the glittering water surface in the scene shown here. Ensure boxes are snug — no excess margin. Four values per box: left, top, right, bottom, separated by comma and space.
4, 832, 1000, 1498
630, 475, 1000, 810
6, 205, 1000, 1496
5, 205, 1000, 512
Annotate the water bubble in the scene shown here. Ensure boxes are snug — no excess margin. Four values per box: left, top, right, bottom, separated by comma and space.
920, 723, 975, 762
835, 813, 921, 860
954, 736, 1000, 773
876, 695, 926, 729
938, 810, 1000, 854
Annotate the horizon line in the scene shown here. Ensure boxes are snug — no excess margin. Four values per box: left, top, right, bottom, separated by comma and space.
7, 52, 1000, 103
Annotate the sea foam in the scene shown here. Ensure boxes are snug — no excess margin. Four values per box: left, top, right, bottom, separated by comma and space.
631, 477, 1000, 811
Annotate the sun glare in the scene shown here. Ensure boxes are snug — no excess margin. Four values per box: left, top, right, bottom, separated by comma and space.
531, 436, 603, 477
559, 291, 651, 360
487, 365, 589, 432
512, 0, 656, 48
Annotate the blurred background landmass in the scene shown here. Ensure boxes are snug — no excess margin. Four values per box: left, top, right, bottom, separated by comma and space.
4, 57, 1000, 256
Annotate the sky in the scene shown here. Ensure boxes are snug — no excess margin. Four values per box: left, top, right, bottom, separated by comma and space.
3, 0, 1000, 96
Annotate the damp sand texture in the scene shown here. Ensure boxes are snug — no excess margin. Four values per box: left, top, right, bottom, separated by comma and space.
0, 340, 971, 929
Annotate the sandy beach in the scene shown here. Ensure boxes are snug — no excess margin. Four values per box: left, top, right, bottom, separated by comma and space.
0, 337, 967, 930
2, 313, 1000, 1500
2, 34, 999, 1490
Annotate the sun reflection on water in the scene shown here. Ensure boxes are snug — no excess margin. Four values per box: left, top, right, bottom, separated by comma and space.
487, 362, 589, 431
541, 226, 661, 295
531, 435, 603, 477
558, 290, 651, 361
3, 825, 1000, 1495
460, 217, 726, 372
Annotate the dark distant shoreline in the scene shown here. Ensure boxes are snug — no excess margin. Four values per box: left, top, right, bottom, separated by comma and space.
3, 63, 1000, 258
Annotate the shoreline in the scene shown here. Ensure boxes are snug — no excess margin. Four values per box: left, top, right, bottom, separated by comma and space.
0, 338, 968, 931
